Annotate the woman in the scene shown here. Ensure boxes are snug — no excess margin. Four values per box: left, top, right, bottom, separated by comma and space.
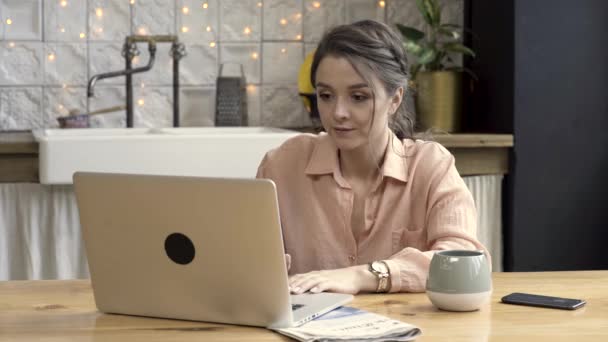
256, 20, 488, 294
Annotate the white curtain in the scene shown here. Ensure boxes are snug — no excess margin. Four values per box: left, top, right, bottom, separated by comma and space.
0, 175, 503, 280
463, 175, 503, 272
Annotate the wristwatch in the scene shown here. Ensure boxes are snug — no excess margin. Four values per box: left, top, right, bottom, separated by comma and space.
369, 261, 390, 293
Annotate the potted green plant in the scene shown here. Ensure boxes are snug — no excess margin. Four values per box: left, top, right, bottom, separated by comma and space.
396, 0, 475, 132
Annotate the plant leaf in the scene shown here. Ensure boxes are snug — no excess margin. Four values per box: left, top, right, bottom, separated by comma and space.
396, 24, 425, 42
403, 41, 425, 56
438, 27, 460, 40
432, 0, 442, 27
443, 42, 476, 57
415, 0, 434, 26
417, 48, 437, 65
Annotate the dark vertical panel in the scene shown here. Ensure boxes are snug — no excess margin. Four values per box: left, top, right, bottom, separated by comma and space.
510, 0, 608, 270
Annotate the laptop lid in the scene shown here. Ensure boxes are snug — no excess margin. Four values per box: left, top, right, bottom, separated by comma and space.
74, 172, 351, 328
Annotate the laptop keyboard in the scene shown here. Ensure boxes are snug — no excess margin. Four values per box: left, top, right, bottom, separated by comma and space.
291, 304, 305, 311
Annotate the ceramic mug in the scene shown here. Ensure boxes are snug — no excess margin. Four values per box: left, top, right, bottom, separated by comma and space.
426, 250, 492, 311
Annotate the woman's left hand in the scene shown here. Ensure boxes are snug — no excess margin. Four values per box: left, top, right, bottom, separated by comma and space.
288, 265, 376, 295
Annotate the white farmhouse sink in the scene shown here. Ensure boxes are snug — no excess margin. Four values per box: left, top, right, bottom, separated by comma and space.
33, 127, 300, 184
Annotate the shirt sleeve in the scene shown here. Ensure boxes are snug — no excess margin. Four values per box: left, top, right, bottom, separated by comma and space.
384, 151, 491, 293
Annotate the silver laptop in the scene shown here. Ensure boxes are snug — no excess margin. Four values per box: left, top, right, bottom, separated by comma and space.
73, 172, 352, 328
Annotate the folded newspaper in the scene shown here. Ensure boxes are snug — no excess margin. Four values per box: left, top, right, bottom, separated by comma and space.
273, 306, 422, 342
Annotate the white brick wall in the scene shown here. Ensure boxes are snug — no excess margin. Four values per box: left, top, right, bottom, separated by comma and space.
0, 0, 463, 130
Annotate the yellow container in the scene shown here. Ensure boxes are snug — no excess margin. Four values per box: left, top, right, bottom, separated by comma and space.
414, 71, 463, 133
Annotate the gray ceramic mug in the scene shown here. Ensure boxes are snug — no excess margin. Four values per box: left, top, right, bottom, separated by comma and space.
426, 250, 492, 311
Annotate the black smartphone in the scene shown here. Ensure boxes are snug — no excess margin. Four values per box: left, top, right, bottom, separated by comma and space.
501, 292, 586, 310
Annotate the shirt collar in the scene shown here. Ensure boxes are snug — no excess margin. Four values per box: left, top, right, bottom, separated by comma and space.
304, 131, 409, 183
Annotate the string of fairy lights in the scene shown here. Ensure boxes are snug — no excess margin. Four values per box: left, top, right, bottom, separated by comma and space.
1, 0, 388, 115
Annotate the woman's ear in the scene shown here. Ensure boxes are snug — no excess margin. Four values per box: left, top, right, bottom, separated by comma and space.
389, 86, 404, 115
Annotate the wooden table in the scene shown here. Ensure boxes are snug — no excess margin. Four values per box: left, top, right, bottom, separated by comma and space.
1, 271, 606, 341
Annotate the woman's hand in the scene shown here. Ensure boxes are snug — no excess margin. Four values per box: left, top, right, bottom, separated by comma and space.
288, 265, 378, 295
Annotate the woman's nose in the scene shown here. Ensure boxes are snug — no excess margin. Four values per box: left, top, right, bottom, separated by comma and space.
333, 98, 349, 120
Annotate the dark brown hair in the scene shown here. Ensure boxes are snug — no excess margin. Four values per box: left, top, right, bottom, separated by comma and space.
311, 20, 414, 140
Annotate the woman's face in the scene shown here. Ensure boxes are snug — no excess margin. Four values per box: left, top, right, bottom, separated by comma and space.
315, 55, 400, 152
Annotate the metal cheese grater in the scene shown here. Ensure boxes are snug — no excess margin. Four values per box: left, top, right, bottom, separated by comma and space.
215, 63, 248, 126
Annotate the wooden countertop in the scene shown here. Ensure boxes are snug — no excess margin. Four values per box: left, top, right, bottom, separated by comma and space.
0, 131, 513, 182
1, 271, 605, 341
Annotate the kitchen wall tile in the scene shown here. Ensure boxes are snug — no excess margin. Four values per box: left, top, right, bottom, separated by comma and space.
42, 86, 86, 127
346, 0, 385, 23
132, 0, 175, 36
261, 85, 309, 127
88, 0, 131, 41
181, 43, 218, 86
180, 86, 215, 126
44, 43, 87, 86
133, 86, 173, 127
0, 42, 43, 85
262, 42, 303, 84
246, 84, 261, 126
303, 0, 344, 42
88, 42, 126, 86
87, 85, 126, 128
45, 0, 87, 42
177, 0, 218, 44
1, 0, 42, 40
304, 42, 317, 57
0, 87, 42, 130
219, 43, 261, 84
387, 0, 425, 31
263, 0, 303, 41
220, 0, 262, 42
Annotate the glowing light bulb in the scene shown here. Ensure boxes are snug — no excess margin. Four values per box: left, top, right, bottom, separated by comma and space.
97, 27, 103, 33
60, 1, 68, 7
250, 52, 258, 59
296, 34, 302, 40
246, 84, 256, 93
95, 8, 103, 17
130, 0, 135, 5
47, 53, 56, 61
6, 18, 13, 25
206, 26, 212, 32
138, 27, 146, 35
181, 26, 189, 33
280, 18, 287, 26
257, 2, 263, 7
58, 104, 64, 109
202, 2, 208, 9
137, 99, 145, 106
243, 26, 251, 35
182, 7, 189, 14
79, 32, 86, 39
209, 41, 216, 48
8, 42, 15, 48
281, 48, 287, 54
140, 82, 145, 88
59, 27, 66, 33
378, 1, 386, 8
312, 1, 321, 9
295, 13, 302, 19
133, 56, 140, 64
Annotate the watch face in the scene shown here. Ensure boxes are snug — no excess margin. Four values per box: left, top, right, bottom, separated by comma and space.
372, 261, 388, 274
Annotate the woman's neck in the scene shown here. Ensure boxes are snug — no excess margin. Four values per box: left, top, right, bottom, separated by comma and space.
339, 130, 390, 183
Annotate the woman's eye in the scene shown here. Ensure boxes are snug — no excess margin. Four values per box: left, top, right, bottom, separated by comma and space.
352, 94, 369, 102
318, 93, 332, 101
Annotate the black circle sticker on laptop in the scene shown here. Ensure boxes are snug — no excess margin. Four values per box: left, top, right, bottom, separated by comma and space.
164, 233, 195, 265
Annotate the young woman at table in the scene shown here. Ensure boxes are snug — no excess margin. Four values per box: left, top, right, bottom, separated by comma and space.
256, 20, 488, 295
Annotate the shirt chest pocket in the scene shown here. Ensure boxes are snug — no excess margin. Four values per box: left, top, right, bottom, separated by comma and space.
392, 227, 428, 254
